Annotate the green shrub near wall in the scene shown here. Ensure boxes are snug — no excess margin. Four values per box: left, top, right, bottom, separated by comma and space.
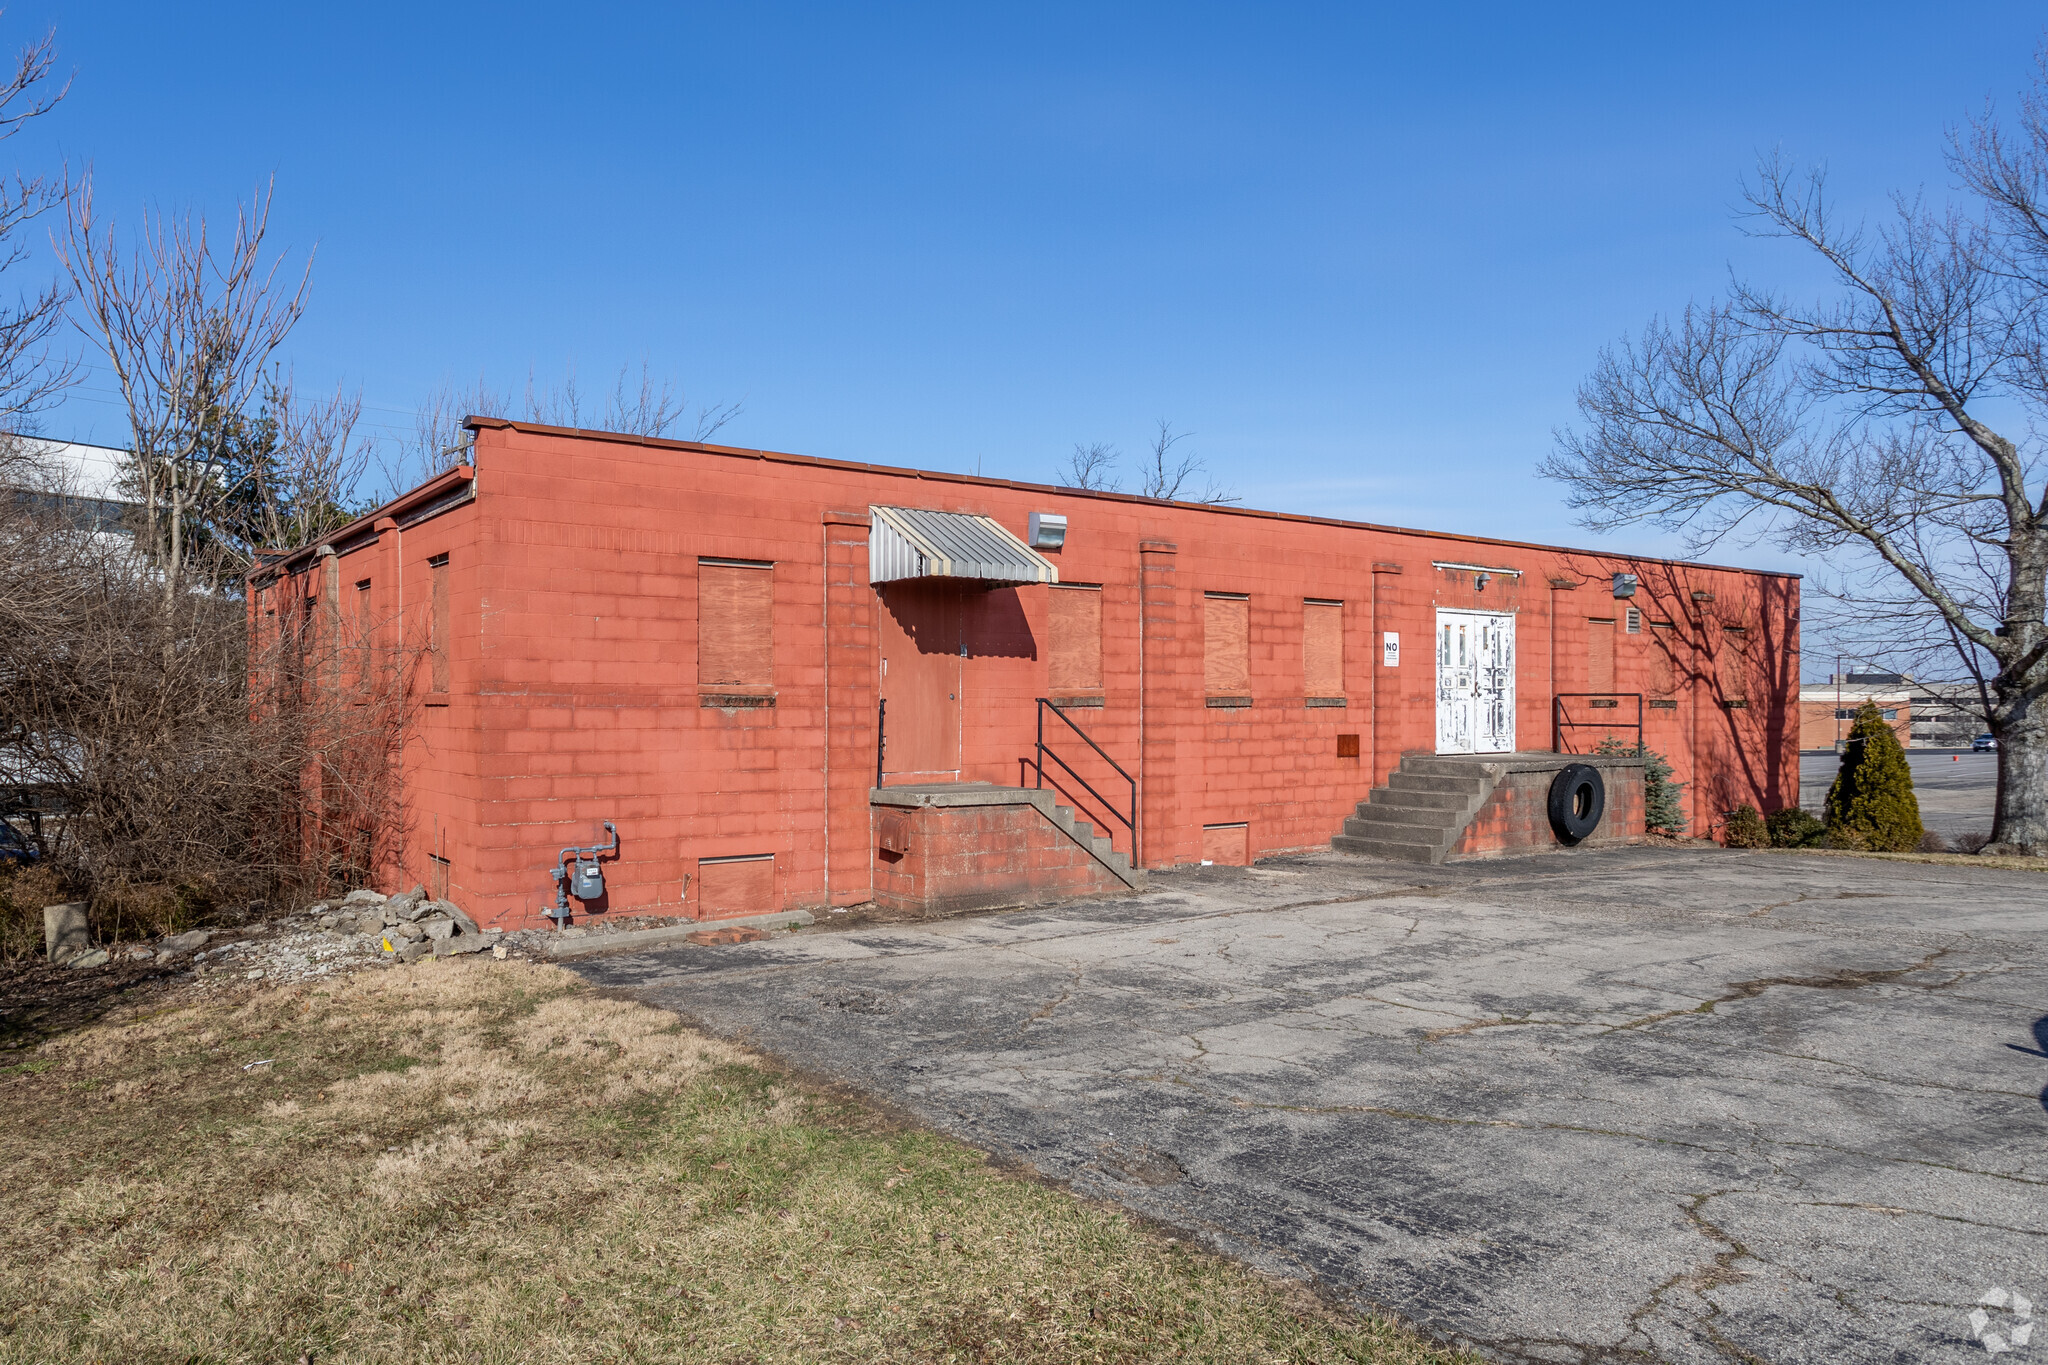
1594, 738, 1689, 833
1724, 804, 1770, 848
1766, 807, 1827, 848
1825, 701, 1925, 852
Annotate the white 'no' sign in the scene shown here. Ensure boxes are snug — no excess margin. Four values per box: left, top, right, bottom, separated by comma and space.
1383, 632, 1400, 667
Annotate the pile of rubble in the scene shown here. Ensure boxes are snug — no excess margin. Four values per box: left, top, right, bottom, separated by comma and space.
314, 885, 503, 963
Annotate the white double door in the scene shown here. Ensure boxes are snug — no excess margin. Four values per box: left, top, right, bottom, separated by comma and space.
1436, 609, 1516, 754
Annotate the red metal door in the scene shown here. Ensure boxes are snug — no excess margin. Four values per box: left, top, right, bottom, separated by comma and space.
876, 582, 961, 782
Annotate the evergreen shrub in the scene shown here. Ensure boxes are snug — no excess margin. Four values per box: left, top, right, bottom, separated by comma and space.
1593, 738, 1689, 833
1724, 804, 1770, 848
1824, 702, 1925, 852
1766, 807, 1827, 848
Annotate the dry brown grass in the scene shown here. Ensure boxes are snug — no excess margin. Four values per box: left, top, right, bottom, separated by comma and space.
0, 959, 1461, 1364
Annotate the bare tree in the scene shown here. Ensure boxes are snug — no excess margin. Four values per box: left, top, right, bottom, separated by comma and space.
374, 361, 741, 503
1060, 439, 1121, 490
525, 358, 742, 442
223, 372, 369, 560
57, 175, 311, 600
1136, 420, 1236, 503
1057, 423, 1238, 503
1540, 55, 2048, 853
372, 374, 504, 502
0, 25, 72, 441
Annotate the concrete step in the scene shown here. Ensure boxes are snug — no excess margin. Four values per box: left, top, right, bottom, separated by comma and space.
1342, 813, 1452, 846
1332, 832, 1445, 863
1331, 751, 1507, 863
1047, 802, 1145, 890
1362, 785, 1473, 813
1387, 770, 1494, 796
1399, 757, 1506, 779
1348, 802, 1459, 829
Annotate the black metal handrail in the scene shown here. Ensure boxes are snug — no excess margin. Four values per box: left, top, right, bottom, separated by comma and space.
1033, 698, 1137, 857
1554, 693, 1643, 754
876, 697, 886, 788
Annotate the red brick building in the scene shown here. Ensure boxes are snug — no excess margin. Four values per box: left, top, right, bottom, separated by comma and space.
253, 419, 1800, 929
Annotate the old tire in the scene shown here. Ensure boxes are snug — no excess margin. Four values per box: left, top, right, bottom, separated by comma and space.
1548, 764, 1605, 845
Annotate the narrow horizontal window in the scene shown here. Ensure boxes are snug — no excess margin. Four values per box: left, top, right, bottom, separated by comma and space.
1203, 590, 1249, 600
699, 556, 775, 570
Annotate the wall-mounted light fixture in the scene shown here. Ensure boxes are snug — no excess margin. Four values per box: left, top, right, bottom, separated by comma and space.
1474, 572, 1492, 592
1028, 512, 1067, 550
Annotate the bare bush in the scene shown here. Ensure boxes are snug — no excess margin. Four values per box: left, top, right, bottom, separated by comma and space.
0, 467, 418, 952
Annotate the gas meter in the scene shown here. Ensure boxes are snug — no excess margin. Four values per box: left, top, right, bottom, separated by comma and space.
547, 821, 619, 923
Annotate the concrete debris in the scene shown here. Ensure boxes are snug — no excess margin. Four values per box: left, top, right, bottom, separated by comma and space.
433, 899, 479, 935
421, 918, 455, 942
340, 889, 387, 908
43, 902, 90, 963
158, 929, 211, 957
65, 948, 110, 970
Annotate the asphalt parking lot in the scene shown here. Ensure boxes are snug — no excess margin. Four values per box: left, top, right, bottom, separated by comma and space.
1801, 748, 1997, 844
574, 847, 2047, 1364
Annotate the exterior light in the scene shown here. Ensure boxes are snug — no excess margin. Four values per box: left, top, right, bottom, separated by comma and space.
1474, 572, 1491, 591
1028, 512, 1066, 550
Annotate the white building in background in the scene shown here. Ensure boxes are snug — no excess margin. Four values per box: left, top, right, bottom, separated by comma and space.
4, 438, 134, 531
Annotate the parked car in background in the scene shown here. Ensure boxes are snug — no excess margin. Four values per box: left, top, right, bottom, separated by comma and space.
1973, 733, 1998, 752
0, 820, 38, 865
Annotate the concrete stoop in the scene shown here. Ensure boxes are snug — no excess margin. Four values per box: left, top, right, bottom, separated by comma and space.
1332, 754, 1505, 864
871, 784, 1145, 892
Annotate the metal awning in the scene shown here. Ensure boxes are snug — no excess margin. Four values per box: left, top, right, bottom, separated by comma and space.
869, 505, 1058, 585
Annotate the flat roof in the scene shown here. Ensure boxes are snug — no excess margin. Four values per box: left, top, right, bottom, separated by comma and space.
275, 416, 1802, 581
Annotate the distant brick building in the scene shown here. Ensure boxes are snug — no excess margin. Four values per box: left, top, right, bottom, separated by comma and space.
1797, 676, 1913, 751
252, 419, 1800, 928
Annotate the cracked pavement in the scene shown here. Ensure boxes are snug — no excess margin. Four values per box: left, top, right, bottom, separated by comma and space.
569, 847, 2048, 1363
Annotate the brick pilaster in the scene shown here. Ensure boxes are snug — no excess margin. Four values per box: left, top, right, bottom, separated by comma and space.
823, 510, 877, 907
1138, 539, 1194, 868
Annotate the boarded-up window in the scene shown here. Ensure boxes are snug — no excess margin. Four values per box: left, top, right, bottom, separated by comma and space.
354, 579, 373, 686
429, 554, 450, 692
698, 855, 775, 918
1205, 593, 1249, 695
698, 559, 775, 690
1303, 599, 1343, 698
1048, 584, 1102, 691
1587, 617, 1614, 693
1719, 625, 1749, 699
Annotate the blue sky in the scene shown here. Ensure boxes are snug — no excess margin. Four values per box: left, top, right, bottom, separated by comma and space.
15, 2, 2047, 568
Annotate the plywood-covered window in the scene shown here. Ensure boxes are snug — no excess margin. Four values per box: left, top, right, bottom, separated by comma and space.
1204, 592, 1250, 698
428, 554, 450, 692
1587, 617, 1615, 693
698, 558, 775, 692
1719, 624, 1749, 700
1303, 599, 1343, 700
1047, 584, 1102, 693
354, 579, 373, 687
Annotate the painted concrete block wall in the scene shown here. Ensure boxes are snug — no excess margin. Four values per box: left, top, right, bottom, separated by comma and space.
252, 422, 1801, 928
872, 802, 1129, 915
1454, 768, 1649, 858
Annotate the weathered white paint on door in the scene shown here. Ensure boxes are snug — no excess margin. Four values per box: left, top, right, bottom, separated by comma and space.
1435, 609, 1516, 754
